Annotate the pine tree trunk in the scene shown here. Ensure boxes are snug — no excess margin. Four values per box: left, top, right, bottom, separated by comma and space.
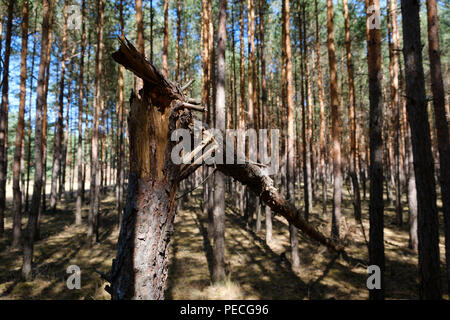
0, 0, 14, 235
326, 0, 342, 239
76, 0, 86, 226
400, 0, 442, 300
22, 0, 54, 280
282, 0, 299, 270
88, 0, 104, 245
116, 0, 125, 226
12, 0, 29, 246
25, 13, 37, 214
426, 0, 450, 292
314, 0, 327, 217
388, 0, 402, 226
366, 0, 385, 300
343, 0, 361, 221
162, 0, 169, 78
212, 0, 227, 283
259, 0, 271, 242
50, 0, 68, 212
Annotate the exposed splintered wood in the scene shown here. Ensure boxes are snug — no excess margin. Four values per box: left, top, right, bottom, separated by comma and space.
107, 39, 342, 300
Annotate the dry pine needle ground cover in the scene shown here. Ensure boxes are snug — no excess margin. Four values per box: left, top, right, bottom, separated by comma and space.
0, 185, 448, 299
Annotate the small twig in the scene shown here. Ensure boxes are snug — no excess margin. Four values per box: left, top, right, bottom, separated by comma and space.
181, 79, 195, 91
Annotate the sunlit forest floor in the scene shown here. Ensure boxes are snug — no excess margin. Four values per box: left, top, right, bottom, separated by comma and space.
0, 183, 448, 300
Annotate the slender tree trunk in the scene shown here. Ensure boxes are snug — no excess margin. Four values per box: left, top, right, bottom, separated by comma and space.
366, 0, 385, 300
400, 0, 442, 300
207, 8, 216, 239
12, 0, 29, 246
162, 0, 169, 78
212, 0, 227, 284
388, 0, 402, 226
314, 0, 327, 217
76, 0, 86, 226
326, 0, 342, 239
343, 0, 361, 221
0, 0, 14, 235
426, 0, 450, 293
201, 0, 211, 235
25, 12, 37, 214
282, 0, 299, 270
259, 0, 271, 243
244, 0, 257, 228
149, 0, 153, 64
301, 5, 313, 220
22, 0, 54, 280
61, 71, 70, 199
116, 0, 125, 226
39, 2, 55, 230
238, 0, 246, 217
82, 32, 92, 203
88, 0, 104, 245
176, 0, 181, 83
50, 0, 68, 212
406, 119, 418, 252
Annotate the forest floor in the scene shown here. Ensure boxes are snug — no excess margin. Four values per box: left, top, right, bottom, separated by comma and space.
0, 183, 448, 300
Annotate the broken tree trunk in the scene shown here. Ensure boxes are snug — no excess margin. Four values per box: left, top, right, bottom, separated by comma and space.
107, 39, 342, 300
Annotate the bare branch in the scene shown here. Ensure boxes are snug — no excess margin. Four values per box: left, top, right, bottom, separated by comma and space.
181, 79, 195, 91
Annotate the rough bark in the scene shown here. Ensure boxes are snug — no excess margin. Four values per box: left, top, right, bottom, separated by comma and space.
388, 0, 402, 226
12, 0, 29, 246
88, 0, 104, 245
401, 0, 441, 300
326, 0, 342, 239
162, 0, 169, 78
343, 0, 361, 221
244, 0, 258, 228
212, 0, 227, 283
76, 0, 86, 225
22, 0, 54, 279
259, 0, 271, 243
367, 0, 385, 300
282, 0, 299, 269
314, 0, 327, 217
50, 0, 68, 212
25, 12, 38, 214
426, 0, 450, 292
116, 0, 125, 225
0, 0, 14, 235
